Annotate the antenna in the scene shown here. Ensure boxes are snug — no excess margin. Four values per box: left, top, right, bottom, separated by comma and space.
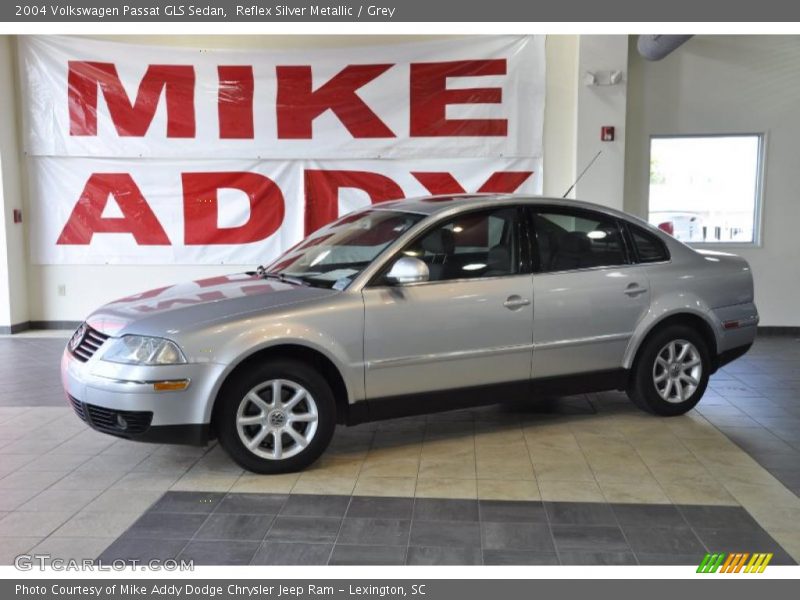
562, 150, 602, 198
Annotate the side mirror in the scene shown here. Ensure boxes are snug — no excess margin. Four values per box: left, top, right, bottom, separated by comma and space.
385, 256, 430, 285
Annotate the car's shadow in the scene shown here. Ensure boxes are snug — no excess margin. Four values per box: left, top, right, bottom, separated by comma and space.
325, 391, 644, 456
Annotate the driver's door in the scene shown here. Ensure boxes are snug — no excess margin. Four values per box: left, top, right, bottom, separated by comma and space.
361, 206, 534, 402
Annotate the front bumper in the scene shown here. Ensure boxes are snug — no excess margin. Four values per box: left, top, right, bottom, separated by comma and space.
61, 346, 226, 445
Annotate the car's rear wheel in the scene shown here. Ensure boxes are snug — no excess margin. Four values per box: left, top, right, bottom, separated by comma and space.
627, 324, 711, 416
217, 359, 336, 474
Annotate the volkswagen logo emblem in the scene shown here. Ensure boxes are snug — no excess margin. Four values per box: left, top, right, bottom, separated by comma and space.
69, 324, 87, 352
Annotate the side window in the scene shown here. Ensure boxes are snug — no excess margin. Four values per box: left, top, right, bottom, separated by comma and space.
531, 210, 626, 272
402, 207, 520, 282
629, 224, 670, 263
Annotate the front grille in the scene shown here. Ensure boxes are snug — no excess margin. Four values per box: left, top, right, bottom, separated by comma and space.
68, 394, 87, 423
85, 403, 153, 435
69, 324, 110, 362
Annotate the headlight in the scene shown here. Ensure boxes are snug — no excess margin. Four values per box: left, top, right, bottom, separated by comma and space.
101, 335, 187, 366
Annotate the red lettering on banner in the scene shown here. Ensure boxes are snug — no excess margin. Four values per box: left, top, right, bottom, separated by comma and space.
68, 62, 195, 137
109, 286, 173, 305
56, 174, 170, 245
409, 60, 508, 137
134, 291, 226, 313
218, 66, 254, 139
182, 172, 285, 245
411, 171, 533, 194
304, 169, 404, 235
276, 65, 395, 139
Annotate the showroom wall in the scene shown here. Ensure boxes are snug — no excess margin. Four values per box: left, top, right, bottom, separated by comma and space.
0, 36, 27, 329
0, 34, 583, 327
624, 35, 800, 327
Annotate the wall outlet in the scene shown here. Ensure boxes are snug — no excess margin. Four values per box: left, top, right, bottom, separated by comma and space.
57, 284, 66, 297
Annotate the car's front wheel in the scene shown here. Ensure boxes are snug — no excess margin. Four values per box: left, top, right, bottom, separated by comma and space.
216, 359, 336, 474
627, 325, 711, 416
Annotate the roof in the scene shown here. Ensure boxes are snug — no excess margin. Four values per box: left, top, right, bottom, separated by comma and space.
373, 193, 639, 222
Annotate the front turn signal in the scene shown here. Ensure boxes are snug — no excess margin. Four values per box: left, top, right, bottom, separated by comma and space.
153, 379, 190, 392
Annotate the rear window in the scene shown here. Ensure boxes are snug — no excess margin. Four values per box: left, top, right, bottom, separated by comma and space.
630, 225, 670, 263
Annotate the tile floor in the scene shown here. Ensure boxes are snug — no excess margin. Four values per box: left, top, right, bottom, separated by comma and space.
0, 333, 799, 565
98, 492, 795, 566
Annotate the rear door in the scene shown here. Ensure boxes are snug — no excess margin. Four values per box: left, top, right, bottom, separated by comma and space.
528, 207, 651, 378
362, 205, 534, 401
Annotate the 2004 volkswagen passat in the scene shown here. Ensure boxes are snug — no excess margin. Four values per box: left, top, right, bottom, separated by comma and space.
62, 195, 759, 473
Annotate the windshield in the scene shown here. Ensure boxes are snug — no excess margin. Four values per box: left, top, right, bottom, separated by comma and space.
265, 209, 425, 289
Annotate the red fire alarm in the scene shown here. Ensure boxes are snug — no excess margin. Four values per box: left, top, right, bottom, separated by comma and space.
601, 126, 615, 142
13, 209, 22, 224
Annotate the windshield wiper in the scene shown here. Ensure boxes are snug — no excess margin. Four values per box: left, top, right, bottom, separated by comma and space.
254, 266, 309, 286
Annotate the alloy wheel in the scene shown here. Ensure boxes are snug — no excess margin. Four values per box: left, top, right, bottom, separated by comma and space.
652, 339, 703, 404
235, 379, 319, 460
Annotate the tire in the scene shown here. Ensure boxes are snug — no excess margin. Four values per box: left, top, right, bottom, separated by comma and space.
216, 359, 336, 474
627, 324, 711, 416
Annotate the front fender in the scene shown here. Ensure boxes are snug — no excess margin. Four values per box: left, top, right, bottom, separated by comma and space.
173, 293, 366, 423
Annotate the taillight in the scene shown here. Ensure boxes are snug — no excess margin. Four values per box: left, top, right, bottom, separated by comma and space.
658, 221, 675, 236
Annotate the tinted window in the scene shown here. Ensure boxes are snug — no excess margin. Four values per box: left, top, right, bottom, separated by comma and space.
630, 225, 669, 263
532, 210, 626, 272
401, 207, 520, 282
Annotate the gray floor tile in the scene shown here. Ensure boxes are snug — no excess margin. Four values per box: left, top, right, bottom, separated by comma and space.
251, 541, 332, 565
544, 501, 617, 525
215, 493, 288, 514
482, 549, 559, 565
678, 505, 762, 531
98, 537, 187, 563
346, 496, 414, 520
611, 503, 687, 528
150, 491, 224, 514
409, 520, 481, 548
479, 500, 546, 523
194, 513, 274, 541
266, 516, 342, 543
125, 512, 208, 539
279, 494, 350, 518
622, 525, 706, 555
413, 498, 479, 522
329, 544, 406, 565
481, 522, 555, 552
337, 518, 411, 546
551, 524, 629, 552
178, 540, 260, 565
692, 527, 796, 564
558, 551, 637, 565
405, 546, 482, 565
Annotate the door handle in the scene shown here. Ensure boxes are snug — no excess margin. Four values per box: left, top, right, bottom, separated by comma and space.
624, 283, 648, 297
503, 295, 531, 310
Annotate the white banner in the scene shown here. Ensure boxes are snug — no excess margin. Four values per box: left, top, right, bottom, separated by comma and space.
20, 35, 545, 160
20, 35, 546, 265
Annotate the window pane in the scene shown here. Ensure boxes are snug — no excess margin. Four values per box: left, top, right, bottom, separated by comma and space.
404, 208, 519, 281
648, 135, 761, 243
630, 225, 669, 263
271, 210, 423, 288
533, 211, 625, 271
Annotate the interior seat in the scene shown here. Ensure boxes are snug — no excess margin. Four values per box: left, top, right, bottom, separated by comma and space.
420, 228, 456, 281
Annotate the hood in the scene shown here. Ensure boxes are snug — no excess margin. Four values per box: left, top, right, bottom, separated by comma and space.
86, 273, 337, 337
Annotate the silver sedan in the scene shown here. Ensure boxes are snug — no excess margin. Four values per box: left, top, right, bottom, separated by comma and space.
61, 195, 758, 473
